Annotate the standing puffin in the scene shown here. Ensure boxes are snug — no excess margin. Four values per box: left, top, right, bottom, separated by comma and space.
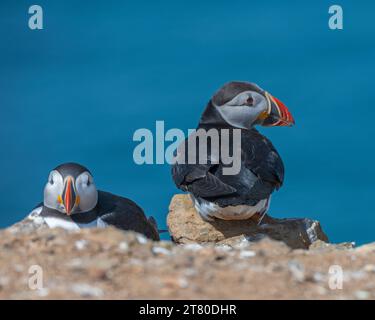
172, 81, 294, 224
26, 163, 159, 240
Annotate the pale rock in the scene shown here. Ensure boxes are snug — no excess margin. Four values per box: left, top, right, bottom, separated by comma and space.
167, 194, 329, 249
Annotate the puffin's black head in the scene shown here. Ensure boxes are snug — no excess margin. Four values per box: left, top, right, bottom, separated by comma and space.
43, 163, 98, 215
200, 81, 295, 129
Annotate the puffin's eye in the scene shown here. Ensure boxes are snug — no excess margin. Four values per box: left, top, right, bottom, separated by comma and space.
81, 174, 90, 187
244, 96, 254, 106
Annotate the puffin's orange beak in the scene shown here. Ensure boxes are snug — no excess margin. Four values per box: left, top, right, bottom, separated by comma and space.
62, 177, 76, 215
262, 92, 295, 127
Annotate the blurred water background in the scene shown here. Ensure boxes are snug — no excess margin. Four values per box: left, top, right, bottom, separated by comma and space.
0, 0, 374, 243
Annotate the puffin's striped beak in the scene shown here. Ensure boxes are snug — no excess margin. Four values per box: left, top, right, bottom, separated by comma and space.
62, 176, 76, 215
262, 92, 295, 127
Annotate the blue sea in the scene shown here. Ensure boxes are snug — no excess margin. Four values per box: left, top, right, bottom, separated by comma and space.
1, 1, 374, 244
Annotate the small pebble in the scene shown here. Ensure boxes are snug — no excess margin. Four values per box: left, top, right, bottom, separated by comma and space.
312, 272, 324, 282
216, 245, 232, 252
118, 242, 129, 252
316, 286, 328, 295
71, 283, 103, 298
184, 269, 197, 277
183, 243, 203, 251
239, 250, 256, 258
66, 258, 84, 269
344, 270, 366, 281
36, 288, 49, 297
288, 260, 305, 282
74, 240, 88, 251
152, 246, 171, 256
363, 264, 375, 273
136, 234, 148, 244
178, 277, 189, 289
354, 290, 370, 300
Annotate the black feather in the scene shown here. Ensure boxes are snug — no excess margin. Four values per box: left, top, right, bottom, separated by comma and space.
172, 126, 284, 208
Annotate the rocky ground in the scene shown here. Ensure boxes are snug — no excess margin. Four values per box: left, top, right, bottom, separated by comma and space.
0, 195, 374, 300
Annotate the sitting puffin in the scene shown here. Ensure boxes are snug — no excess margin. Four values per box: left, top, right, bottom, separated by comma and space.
172, 81, 294, 224
26, 163, 159, 240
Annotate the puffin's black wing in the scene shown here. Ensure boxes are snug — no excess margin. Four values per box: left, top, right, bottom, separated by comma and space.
172, 128, 284, 207
214, 128, 284, 206
172, 163, 237, 198
172, 133, 237, 198
97, 191, 160, 241
242, 129, 284, 188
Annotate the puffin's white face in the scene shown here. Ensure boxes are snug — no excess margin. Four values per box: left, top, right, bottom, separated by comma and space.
213, 90, 270, 129
43, 170, 98, 215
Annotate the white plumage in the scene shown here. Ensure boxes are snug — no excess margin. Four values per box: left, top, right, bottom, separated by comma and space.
191, 195, 270, 222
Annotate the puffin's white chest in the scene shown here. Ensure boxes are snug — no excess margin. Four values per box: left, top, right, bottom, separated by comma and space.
43, 216, 106, 230
28, 207, 107, 230
192, 196, 270, 221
